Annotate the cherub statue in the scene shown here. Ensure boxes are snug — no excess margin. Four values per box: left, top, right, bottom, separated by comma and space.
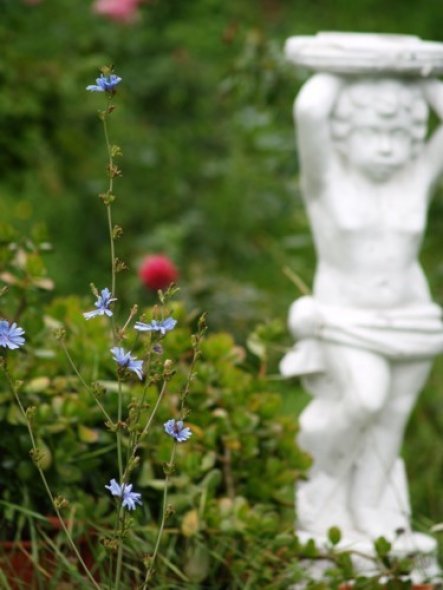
281, 70, 443, 551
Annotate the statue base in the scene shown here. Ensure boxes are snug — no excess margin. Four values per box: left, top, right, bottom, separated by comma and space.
289, 530, 440, 588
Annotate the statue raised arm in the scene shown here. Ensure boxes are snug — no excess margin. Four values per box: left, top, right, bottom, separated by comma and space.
295, 73, 344, 195
420, 78, 443, 186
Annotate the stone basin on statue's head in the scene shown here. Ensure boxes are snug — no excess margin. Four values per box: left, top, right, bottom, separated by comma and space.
285, 32, 443, 76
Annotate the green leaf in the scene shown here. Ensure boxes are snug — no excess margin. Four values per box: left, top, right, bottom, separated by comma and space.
0, 500, 48, 521
24, 376, 51, 394
200, 468, 222, 492
302, 538, 318, 558
374, 536, 392, 558
335, 552, 354, 579
200, 451, 216, 472
246, 332, 266, 360
184, 543, 210, 583
146, 479, 166, 490
78, 424, 99, 443
328, 526, 342, 546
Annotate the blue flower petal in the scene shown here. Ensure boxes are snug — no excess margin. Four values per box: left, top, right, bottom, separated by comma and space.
84, 288, 116, 320
106, 478, 142, 511
164, 418, 192, 443
0, 320, 25, 350
86, 74, 122, 93
134, 317, 176, 335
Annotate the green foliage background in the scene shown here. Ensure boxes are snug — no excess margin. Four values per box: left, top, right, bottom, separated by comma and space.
2, 0, 443, 581
2, 0, 442, 330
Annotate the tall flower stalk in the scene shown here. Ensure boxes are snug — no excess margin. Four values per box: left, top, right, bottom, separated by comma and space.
90, 67, 129, 588
102, 100, 119, 303
93, 67, 125, 489
85, 66, 204, 588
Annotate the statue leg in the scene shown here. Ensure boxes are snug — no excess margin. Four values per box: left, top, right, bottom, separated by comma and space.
297, 343, 391, 535
300, 343, 391, 474
351, 359, 432, 538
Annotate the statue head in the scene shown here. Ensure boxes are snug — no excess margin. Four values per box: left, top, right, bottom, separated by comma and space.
331, 79, 428, 182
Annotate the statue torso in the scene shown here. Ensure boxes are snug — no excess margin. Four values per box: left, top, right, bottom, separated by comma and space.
302, 157, 432, 308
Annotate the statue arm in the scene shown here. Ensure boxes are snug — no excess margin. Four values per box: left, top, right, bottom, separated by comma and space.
295, 73, 344, 194
420, 79, 443, 183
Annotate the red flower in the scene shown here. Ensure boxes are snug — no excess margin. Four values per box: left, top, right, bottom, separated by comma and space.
139, 255, 178, 291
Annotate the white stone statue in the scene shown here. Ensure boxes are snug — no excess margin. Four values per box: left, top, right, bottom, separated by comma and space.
281, 33, 443, 575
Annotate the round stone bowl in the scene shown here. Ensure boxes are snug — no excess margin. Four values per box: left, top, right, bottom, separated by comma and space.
285, 32, 443, 77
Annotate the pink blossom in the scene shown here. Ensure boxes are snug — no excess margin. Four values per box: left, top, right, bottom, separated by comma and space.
92, 0, 141, 24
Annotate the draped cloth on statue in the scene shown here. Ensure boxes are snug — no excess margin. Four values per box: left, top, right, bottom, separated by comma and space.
280, 296, 443, 377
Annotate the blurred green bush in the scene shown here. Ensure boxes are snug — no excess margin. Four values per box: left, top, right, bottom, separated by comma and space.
0, 240, 311, 585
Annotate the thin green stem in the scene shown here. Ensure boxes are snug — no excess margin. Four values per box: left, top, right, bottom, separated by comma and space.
102, 104, 114, 190
101, 97, 126, 590
142, 444, 177, 589
114, 509, 126, 590
179, 333, 202, 418
102, 109, 116, 302
120, 304, 138, 338
122, 379, 167, 482
125, 344, 152, 466
2, 366, 101, 590
102, 104, 122, 501
60, 340, 114, 424
116, 377, 123, 481
139, 379, 167, 442
107, 205, 116, 304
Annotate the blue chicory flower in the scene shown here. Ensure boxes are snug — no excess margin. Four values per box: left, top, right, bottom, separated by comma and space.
86, 73, 122, 93
164, 419, 192, 443
105, 479, 142, 511
83, 288, 116, 320
134, 317, 177, 335
110, 347, 143, 380
0, 320, 25, 350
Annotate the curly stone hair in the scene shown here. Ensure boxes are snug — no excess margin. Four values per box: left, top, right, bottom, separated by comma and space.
331, 78, 428, 157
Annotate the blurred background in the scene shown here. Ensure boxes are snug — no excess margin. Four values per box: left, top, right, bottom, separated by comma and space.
3, 0, 443, 547
3, 0, 443, 335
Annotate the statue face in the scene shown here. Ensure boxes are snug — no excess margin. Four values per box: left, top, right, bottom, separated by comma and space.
342, 107, 415, 182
